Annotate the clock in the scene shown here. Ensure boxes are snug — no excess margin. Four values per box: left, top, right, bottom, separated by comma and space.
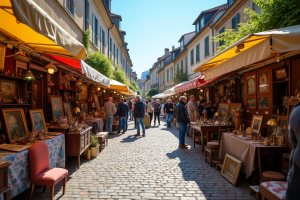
246, 127, 253, 135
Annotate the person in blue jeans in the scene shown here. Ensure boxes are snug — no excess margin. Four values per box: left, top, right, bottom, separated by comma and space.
174, 96, 190, 149
104, 97, 116, 135
164, 99, 174, 128
134, 95, 146, 137
116, 98, 129, 134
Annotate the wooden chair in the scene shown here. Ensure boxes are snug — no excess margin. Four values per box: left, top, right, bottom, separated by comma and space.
28, 142, 68, 200
95, 132, 108, 152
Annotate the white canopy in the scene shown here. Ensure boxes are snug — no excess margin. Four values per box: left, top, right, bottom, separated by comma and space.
152, 93, 166, 99
80, 61, 110, 87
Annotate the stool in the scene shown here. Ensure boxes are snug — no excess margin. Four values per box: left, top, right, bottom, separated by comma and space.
262, 171, 286, 182
205, 141, 220, 167
95, 132, 108, 152
259, 181, 286, 200
216, 163, 223, 171
249, 185, 261, 200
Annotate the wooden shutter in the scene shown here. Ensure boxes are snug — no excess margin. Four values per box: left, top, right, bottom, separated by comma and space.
85, 0, 89, 30
95, 17, 98, 47
205, 36, 209, 56
219, 27, 225, 46
93, 15, 95, 44
236, 13, 240, 30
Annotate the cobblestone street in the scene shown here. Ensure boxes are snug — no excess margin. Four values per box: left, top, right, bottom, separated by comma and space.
14, 117, 254, 200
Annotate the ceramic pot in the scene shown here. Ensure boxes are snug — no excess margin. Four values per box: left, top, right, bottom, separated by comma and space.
91, 146, 99, 158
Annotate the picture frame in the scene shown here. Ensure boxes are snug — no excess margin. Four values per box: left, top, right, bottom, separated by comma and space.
258, 97, 269, 109
2, 108, 29, 144
0, 79, 15, 103
218, 103, 229, 117
251, 115, 263, 134
0, 144, 30, 152
50, 95, 64, 122
81, 84, 88, 99
221, 153, 242, 186
94, 95, 100, 111
29, 109, 46, 132
80, 102, 88, 113
228, 103, 242, 122
63, 102, 73, 117
0, 43, 6, 72
274, 67, 287, 80
268, 115, 279, 137
258, 71, 269, 93
219, 84, 224, 96
246, 98, 256, 109
247, 75, 255, 94
276, 117, 287, 139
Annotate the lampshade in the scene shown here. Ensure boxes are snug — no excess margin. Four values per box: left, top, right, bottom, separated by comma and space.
214, 112, 221, 117
267, 118, 279, 126
13, 45, 30, 63
23, 70, 35, 81
45, 62, 58, 74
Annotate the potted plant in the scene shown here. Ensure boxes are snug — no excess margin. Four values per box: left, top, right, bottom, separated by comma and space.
90, 135, 99, 158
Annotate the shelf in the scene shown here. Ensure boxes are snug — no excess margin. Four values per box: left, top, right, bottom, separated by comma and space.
59, 89, 76, 92
272, 113, 287, 117
273, 79, 289, 84
0, 74, 25, 80
0, 104, 30, 106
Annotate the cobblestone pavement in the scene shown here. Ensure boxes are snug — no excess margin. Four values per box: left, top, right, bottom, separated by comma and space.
14, 117, 254, 200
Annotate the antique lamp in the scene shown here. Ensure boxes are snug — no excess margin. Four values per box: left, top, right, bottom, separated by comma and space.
234, 107, 243, 130
44, 62, 58, 74
23, 66, 35, 81
13, 44, 30, 63
266, 118, 279, 144
214, 112, 221, 125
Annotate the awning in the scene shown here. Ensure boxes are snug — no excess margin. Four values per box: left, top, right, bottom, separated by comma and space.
152, 93, 166, 99
174, 74, 205, 93
0, 0, 87, 60
165, 82, 187, 95
104, 79, 130, 93
45, 54, 110, 87
192, 25, 300, 80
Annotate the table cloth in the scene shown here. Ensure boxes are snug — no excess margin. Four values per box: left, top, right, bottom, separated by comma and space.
0, 135, 65, 199
88, 118, 104, 133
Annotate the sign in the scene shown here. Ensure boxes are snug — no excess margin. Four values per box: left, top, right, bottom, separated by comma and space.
16, 61, 27, 70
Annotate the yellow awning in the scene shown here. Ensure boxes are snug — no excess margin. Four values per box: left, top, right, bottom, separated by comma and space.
0, 0, 87, 60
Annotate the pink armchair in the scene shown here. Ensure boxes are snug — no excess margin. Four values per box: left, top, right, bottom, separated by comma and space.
28, 141, 68, 200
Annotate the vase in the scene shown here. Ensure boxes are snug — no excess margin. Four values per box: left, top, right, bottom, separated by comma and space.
91, 146, 99, 158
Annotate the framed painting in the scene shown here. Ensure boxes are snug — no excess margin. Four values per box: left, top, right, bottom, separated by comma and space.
50, 95, 64, 122
274, 67, 287, 80
268, 115, 279, 137
218, 104, 229, 117
29, 109, 46, 132
0, 144, 30, 152
2, 108, 29, 144
221, 153, 242, 186
80, 102, 88, 113
63, 102, 73, 117
258, 97, 269, 109
247, 75, 255, 94
228, 103, 242, 122
94, 95, 100, 111
276, 117, 287, 139
258, 71, 269, 93
0, 43, 6, 72
251, 115, 263, 134
246, 98, 256, 109
219, 84, 224, 96
81, 84, 88, 99
0, 79, 15, 103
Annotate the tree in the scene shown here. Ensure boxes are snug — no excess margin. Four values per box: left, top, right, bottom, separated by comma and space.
173, 69, 188, 85
213, 0, 300, 54
128, 81, 142, 96
83, 29, 91, 51
112, 66, 129, 85
146, 89, 159, 99
85, 51, 113, 78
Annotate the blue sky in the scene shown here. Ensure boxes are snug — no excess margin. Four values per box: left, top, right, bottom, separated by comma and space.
111, 0, 226, 79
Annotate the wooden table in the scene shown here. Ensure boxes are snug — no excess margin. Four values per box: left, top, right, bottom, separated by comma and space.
0, 162, 11, 200
48, 126, 70, 134
191, 123, 234, 152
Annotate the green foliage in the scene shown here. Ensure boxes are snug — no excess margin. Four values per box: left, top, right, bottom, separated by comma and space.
146, 89, 159, 99
128, 81, 142, 96
90, 135, 99, 147
213, 0, 300, 54
173, 69, 188, 85
83, 29, 91, 51
112, 66, 130, 85
85, 51, 113, 78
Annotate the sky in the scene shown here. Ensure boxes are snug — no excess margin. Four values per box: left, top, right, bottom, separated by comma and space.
111, 0, 227, 79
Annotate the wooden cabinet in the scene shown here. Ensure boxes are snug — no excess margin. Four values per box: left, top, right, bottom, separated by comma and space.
0, 162, 11, 200
65, 127, 92, 169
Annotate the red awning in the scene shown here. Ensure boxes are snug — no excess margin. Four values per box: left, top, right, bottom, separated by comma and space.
44, 54, 81, 70
174, 74, 204, 93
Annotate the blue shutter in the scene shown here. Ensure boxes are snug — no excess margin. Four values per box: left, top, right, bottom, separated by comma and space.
95, 18, 98, 48
181, 60, 183, 71
205, 36, 209, 56
117, 49, 119, 64
219, 27, 225, 46
85, 0, 89, 30
93, 15, 95, 44
196, 44, 200, 62
236, 13, 240, 31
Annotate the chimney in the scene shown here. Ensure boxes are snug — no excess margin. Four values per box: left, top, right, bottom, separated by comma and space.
172, 46, 175, 51
165, 48, 169, 58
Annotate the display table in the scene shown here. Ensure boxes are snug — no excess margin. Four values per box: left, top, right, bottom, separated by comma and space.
219, 133, 288, 183
88, 118, 104, 133
191, 123, 234, 152
0, 135, 65, 199
48, 126, 70, 134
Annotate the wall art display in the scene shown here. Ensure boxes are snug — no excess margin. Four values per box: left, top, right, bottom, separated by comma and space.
221, 153, 242, 186
258, 97, 269, 108
0, 79, 15, 102
94, 95, 100, 111
81, 84, 88, 99
258, 71, 269, 93
228, 103, 242, 122
276, 117, 287, 139
29, 109, 46, 132
251, 115, 263, 134
218, 104, 229, 117
32, 83, 38, 99
247, 98, 255, 108
63, 102, 73, 117
2, 108, 29, 143
0, 43, 6, 72
274, 67, 287, 80
247, 75, 255, 94
80, 102, 88, 113
50, 95, 64, 121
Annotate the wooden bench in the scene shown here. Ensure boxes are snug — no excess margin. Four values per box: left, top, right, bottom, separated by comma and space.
95, 132, 108, 152
259, 181, 286, 200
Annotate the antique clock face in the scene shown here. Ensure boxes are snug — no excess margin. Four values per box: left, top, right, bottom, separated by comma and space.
246, 127, 253, 135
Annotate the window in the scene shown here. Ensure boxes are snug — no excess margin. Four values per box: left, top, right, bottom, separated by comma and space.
181, 60, 183, 71
170, 67, 174, 81
180, 39, 184, 52
101, 28, 105, 54
219, 27, 225, 46
85, 0, 89, 30
185, 56, 187, 73
200, 17, 205, 29
196, 44, 200, 62
190, 49, 194, 65
205, 36, 209, 56
167, 69, 169, 82
228, 0, 236, 7
177, 63, 179, 71
92, 15, 98, 47
110, 38, 112, 59
117, 48, 119, 64
67, 0, 75, 16
172, 52, 175, 60
196, 23, 200, 33
113, 43, 115, 63
232, 13, 240, 31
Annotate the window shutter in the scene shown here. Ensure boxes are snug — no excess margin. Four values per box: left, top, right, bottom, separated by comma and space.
93, 15, 95, 44
236, 13, 240, 30
232, 16, 236, 30
205, 36, 209, 56
95, 18, 98, 47
85, 0, 89, 30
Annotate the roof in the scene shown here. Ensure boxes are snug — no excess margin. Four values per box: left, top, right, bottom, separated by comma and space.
125, 42, 128, 45
110, 13, 122, 21
178, 31, 196, 42
171, 46, 180, 52
120, 30, 126, 35
192, 3, 227, 25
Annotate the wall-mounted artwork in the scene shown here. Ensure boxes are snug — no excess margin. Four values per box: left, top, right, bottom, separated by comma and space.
50, 96, 64, 121
81, 84, 88, 99
0, 79, 15, 102
247, 75, 255, 94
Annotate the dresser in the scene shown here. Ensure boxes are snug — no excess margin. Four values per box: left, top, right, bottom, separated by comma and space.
65, 127, 92, 169
0, 161, 11, 200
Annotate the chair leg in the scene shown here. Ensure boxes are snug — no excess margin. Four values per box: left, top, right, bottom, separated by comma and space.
210, 150, 213, 167
205, 150, 207, 162
43, 186, 47, 193
27, 184, 34, 200
50, 185, 55, 200
63, 177, 67, 195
